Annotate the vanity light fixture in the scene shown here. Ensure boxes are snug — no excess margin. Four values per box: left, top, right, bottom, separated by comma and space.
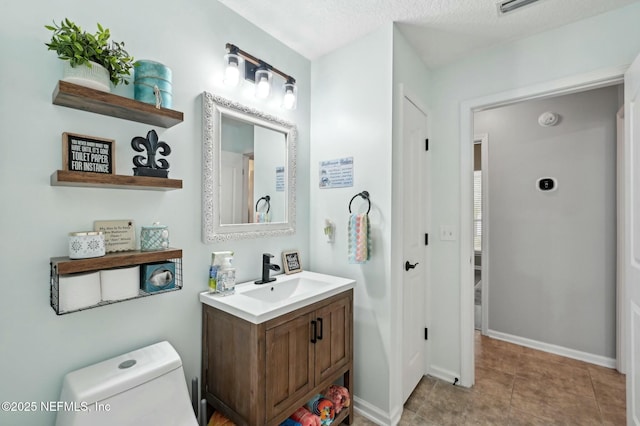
224, 43, 298, 109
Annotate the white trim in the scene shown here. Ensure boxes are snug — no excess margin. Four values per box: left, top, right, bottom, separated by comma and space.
616, 106, 627, 374
391, 82, 404, 420
459, 65, 627, 388
427, 365, 460, 385
630, 301, 640, 425
353, 396, 399, 426
624, 56, 640, 424
389, 406, 403, 426
487, 329, 617, 368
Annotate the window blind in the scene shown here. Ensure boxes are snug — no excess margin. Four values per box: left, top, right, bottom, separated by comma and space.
473, 170, 482, 252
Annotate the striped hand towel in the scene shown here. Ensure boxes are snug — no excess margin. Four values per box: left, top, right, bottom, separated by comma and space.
348, 213, 371, 264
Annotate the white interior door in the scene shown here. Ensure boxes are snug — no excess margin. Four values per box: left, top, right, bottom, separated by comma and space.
220, 151, 244, 224
625, 52, 640, 426
402, 95, 428, 402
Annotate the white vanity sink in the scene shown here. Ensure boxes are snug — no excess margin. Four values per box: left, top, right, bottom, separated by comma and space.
199, 271, 355, 324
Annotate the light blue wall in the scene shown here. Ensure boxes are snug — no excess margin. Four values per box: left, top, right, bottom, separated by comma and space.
221, 118, 254, 154
428, 2, 640, 378
310, 24, 395, 417
0, 1, 310, 425
309, 23, 430, 423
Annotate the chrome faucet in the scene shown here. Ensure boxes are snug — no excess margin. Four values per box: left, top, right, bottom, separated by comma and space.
255, 253, 280, 284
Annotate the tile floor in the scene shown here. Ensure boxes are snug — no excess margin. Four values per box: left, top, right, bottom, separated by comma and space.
352, 332, 626, 425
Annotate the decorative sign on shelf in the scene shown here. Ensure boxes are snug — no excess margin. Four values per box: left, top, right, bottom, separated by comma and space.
282, 250, 302, 275
62, 133, 115, 174
93, 220, 136, 253
319, 157, 354, 189
131, 129, 171, 178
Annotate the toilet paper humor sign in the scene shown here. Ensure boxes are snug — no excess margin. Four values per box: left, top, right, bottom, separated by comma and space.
62, 132, 115, 174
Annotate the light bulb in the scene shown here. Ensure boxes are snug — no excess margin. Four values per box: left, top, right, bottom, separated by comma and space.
256, 70, 271, 99
282, 80, 297, 110
224, 62, 240, 86
223, 52, 243, 87
283, 90, 295, 109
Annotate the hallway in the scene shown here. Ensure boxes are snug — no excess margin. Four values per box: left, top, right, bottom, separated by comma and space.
354, 333, 626, 425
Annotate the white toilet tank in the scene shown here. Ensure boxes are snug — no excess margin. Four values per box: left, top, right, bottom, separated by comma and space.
56, 341, 198, 426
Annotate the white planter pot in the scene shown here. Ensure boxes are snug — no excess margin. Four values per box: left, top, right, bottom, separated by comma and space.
62, 60, 111, 92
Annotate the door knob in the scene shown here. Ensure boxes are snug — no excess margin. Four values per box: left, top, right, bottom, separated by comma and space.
405, 261, 419, 271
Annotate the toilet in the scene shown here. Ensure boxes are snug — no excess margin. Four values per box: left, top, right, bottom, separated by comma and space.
56, 341, 198, 426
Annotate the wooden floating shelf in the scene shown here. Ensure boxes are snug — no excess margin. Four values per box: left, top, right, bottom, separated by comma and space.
51, 248, 183, 275
51, 170, 182, 191
52, 80, 184, 128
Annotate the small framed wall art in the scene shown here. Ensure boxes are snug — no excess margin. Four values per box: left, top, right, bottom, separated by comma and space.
62, 132, 115, 174
282, 250, 302, 275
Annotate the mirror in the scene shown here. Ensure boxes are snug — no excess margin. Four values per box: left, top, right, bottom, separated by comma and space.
202, 92, 297, 242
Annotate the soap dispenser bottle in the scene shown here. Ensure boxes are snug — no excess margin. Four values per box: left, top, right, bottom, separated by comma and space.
216, 256, 236, 295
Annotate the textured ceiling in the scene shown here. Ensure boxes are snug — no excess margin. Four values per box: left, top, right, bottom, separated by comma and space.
218, 0, 640, 68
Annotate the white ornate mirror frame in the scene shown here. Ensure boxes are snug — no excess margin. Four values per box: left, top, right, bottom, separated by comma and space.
202, 92, 297, 243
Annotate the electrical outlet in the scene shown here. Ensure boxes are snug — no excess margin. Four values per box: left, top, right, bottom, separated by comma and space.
440, 225, 456, 241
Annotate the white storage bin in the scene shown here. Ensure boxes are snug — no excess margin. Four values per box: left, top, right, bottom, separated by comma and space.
100, 266, 140, 301
59, 271, 101, 312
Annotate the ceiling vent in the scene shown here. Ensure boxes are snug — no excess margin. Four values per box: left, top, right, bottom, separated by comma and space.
497, 0, 541, 15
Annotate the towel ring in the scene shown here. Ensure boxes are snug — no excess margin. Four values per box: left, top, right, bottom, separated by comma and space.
255, 195, 271, 213
348, 190, 371, 214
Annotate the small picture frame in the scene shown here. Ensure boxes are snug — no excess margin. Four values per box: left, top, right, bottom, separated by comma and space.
282, 250, 302, 275
62, 132, 115, 174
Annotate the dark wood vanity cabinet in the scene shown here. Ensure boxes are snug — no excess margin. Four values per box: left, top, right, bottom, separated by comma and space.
202, 289, 354, 426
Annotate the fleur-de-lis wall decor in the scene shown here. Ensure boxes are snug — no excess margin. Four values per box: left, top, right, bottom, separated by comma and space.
131, 129, 171, 178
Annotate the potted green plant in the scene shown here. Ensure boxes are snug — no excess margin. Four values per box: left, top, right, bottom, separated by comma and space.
45, 18, 134, 92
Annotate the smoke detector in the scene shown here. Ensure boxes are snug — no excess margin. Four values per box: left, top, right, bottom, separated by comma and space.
497, 0, 541, 15
538, 111, 559, 127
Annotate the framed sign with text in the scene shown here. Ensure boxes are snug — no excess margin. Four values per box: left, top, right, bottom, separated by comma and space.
282, 250, 302, 275
93, 220, 136, 253
62, 132, 115, 174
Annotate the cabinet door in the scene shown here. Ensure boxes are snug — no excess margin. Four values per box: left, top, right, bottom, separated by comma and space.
265, 312, 315, 422
314, 295, 352, 384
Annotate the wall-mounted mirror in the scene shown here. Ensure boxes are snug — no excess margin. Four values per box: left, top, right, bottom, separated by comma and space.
202, 92, 297, 242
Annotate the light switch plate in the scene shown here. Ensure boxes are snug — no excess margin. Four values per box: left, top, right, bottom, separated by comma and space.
440, 225, 456, 241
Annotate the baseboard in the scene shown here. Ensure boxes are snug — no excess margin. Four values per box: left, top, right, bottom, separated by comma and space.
427, 365, 461, 386
353, 396, 397, 426
487, 329, 616, 368
389, 406, 403, 425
